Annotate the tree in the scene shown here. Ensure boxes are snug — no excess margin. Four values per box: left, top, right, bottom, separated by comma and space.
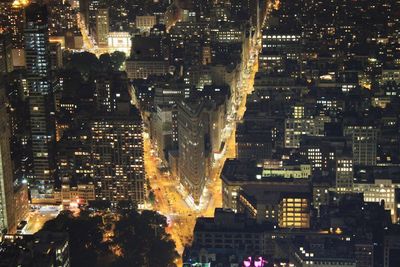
99, 53, 113, 70
64, 52, 100, 79
110, 51, 126, 71
40, 211, 105, 267
112, 210, 179, 267
148, 190, 156, 204
40, 210, 179, 267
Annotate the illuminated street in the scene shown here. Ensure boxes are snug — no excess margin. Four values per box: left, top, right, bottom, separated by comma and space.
143, 28, 261, 261
23, 206, 60, 234
76, 13, 109, 57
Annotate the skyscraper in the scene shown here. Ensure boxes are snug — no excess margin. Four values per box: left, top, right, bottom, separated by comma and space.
0, 84, 16, 232
336, 156, 354, 193
177, 99, 209, 206
0, 33, 13, 74
91, 107, 145, 208
344, 125, 378, 166
24, 3, 56, 201
24, 3, 50, 94
95, 8, 109, 47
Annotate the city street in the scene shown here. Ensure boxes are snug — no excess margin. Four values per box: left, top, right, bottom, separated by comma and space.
143, 34, 260, 258
23, 206, 60, 234
76, 13, 109, 57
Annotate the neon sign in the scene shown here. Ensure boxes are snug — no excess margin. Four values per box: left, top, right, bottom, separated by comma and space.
242, 256, 268, 267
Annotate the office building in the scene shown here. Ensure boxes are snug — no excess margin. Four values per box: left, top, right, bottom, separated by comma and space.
49, 41, 62, 71
344, 126, 378, 166
384, 229, 400, 267
7, 1, 26, 49
284, 116, 330, 148
91, 107, 145, 208
0, 87, 16, 233
135, 15, 156, 33
177, 99, 210, 206
353, 166, 400, 223
125, 59, 169, 79
150, 104, 178, 163
336, 156, 353, 193
221, 159, 311, 211
0, 33, 13, 74
0, 232, 70, 267
24, 3, 56, 202
238, 184, 311, 228
95, 8, 109, 47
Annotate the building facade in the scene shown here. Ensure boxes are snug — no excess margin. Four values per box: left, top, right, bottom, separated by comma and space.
91, 108, 145, 208
24, 3, 56, 202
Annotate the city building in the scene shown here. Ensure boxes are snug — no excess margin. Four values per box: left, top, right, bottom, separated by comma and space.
177, 99, 210, 206
91, 107, 145, 208
236, 113, 275, 160
221, 159, 311, 211
384, 229, 400, 267
0, 33, 13, 74
150, 104, 178, 164
344, 126, 378, 166
0, 232, 70, 267
353, 166, 400, 223
125, 59, 169, 79
107, 31, 131, 55
49, 41, 62, 71
135, 15, 157, 33
185, 209, 368, 266
238, 184, 311, 228
274, 238, 357, 267
24, 3, 56, 202
284, 116, 330, 148
95, 8, 109, 47
0, 86, 16, 233
336, 156, 353, 193
60, 182, 96, 207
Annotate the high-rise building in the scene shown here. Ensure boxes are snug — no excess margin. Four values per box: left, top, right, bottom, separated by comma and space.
49, 41, 62, 71
88, 0, 100, 34
150, 104, 178, 164
94, 71, 130, 113
336, 156, 353, 193
0, 33, 13, 74
9, 7, 25, 48
177, 99, 210, 206
24, 3, 50, 94
344, 126, 378, 166
284, 116, 330, 148
24, 3, 56, 202
91, 107, 145, 208
0, 86, 16, 233
95, 8, 109, 47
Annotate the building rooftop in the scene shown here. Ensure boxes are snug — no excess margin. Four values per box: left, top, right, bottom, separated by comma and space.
221, 159, 312, 183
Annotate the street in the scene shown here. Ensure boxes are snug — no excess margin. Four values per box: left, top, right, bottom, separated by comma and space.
143, 35, 260, 258
23, 206, 60, 234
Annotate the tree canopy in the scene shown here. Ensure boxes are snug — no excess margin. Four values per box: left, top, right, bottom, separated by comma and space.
64, 51, 127, 79
40, 210, 179, 267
